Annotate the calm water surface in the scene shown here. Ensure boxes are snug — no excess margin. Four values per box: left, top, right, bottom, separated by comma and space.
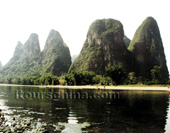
0, 85, 170, 133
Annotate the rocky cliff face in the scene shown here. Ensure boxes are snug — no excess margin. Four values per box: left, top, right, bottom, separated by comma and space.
13, 41, 23, 59
69, 19, 133, 74
23, 33, 41, 57
128, 17, 169, 80
41, 29, 72, 76
12, 34, 40, 60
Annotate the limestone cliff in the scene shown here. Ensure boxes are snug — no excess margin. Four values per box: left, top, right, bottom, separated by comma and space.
128, 17, 169, 80
69, 19, 133, 74
41, 29, 72, 76
13, 41, 23, 59
23, 33, 41, 57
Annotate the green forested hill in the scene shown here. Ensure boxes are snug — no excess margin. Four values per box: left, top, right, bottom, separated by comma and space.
0, 30, 71, 82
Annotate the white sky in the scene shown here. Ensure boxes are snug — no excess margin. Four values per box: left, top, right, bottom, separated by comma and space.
0, 0, 169, 72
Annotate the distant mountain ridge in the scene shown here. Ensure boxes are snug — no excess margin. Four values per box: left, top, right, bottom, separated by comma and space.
0, 29, 71, 80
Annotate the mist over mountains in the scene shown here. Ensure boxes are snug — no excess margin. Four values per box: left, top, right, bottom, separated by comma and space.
0, 30, 71, 80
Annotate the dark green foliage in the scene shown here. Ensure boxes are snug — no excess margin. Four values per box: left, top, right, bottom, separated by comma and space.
92, 75, 112, 85
151, 66, 162, 83
20, 77, 35, 85
16, 78, 21, 84
34, 78, 40, 85
144, 80, 159, 85
41, 75, 52, 85
136, 76, 145, 84
52, 76, 60, 85
40, 75, 59, 85
65, 71, 95, 85
7, 75, 59, 85
167, 79, 170, 85
73, 71, 95, 85
7, 78, 12, 84
100, 76, 112, 85
128, 72, 137, 84
64, 74, 76, 85
105, 65, 127, 85
127, 68, 165, 85
92, 75, 103, 84
134, 65, 166, 85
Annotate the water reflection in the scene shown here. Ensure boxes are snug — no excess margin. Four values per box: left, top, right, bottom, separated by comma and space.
60, 108, 90, 133
68, 109, 78, 124
0, 86, 170, 132
165, 95, 170, 133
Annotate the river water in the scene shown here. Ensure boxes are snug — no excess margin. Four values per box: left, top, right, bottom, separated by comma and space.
0, 85, 170, 132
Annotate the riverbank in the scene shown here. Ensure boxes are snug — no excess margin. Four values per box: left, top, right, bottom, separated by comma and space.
0, 84, 170, 91
0, 109, 64, 132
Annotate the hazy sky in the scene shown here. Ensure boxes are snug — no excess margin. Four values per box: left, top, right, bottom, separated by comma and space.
0, 0, 169, 71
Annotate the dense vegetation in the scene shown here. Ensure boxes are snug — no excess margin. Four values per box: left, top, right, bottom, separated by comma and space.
5, 75, 59, 85
1, 65, 169, 86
